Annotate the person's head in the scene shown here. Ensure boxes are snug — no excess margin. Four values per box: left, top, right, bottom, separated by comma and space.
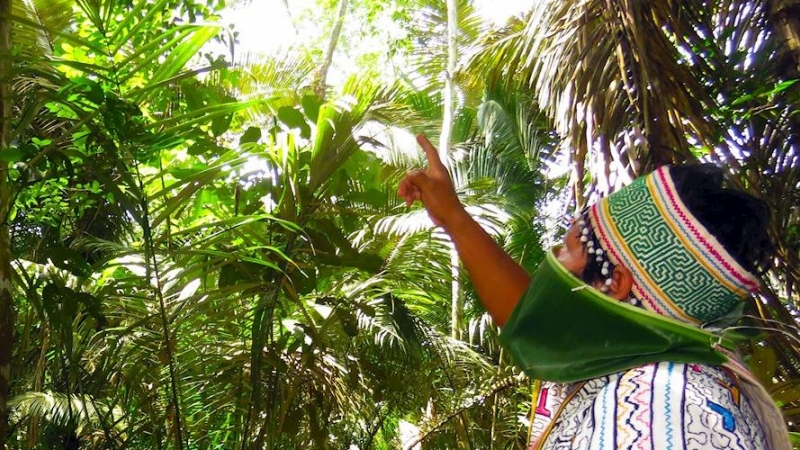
558, 164, 773, 325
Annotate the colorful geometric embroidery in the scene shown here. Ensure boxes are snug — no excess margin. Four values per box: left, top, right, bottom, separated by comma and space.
530, 363, 768, 450
707, 401, 736, 432
588, 166, 759, 324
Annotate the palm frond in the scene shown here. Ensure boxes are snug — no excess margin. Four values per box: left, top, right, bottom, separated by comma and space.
9, 391, 127, 436
12, 0, 76, 57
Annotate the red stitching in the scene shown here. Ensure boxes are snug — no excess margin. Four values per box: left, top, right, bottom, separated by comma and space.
655, 169, 758, 290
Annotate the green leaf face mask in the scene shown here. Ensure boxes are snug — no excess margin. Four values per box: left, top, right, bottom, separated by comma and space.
499, 249, 735, 383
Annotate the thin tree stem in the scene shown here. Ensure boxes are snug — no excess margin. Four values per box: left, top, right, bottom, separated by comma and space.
135, 167, 187, 450
443, 0, 461, 341
0, 0, 13, 446
313, 0, 349, 98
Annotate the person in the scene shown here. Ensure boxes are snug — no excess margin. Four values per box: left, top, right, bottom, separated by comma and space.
398, 134, 791, 449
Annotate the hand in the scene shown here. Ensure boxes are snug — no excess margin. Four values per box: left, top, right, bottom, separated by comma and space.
399, 135, 530, 327
398, 134, 466, 228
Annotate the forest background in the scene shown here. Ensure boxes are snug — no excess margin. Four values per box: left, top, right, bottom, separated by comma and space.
0, 0, 798, 448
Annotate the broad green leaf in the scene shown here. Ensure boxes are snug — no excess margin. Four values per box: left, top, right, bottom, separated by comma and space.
150, 99, 269, 137
148, 26, 221, 87
302, 94, 324, 122
188, 139, 224, 156
749, 341, 778, 387
73, 77, 105, 104
118, 25, 218, 84
181, 79, 205, 111
10, 13, 107, 55
240, 127, 262, 145
770, 80, 798, 96
0, 148, 25, 163
168, 165, 210, 180
212, 115, 233, 137
277, 106, 307, 129
41, 283, 79, 332
108, 0, 171, 52
47, 246, 93, 278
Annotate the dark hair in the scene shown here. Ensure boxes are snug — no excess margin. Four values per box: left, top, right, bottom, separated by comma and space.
669, 164, 774, 276
581, 164, 774, 285
578, 209, 611, 286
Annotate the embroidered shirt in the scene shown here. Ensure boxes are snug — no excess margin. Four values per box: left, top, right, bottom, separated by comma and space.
529, 362, 767, 450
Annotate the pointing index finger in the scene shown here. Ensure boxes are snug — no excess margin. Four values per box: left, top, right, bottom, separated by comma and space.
416, 134, 446, 170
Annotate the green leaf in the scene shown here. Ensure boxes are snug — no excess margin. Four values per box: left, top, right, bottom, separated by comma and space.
188, 139, 224, 156
218, 261, 268, 288
239, 127, 262, 145
148, 26, 221, 87
770, 79, 798, 95
47, 246, 93, 278
211, 114, 233, 136
277, 106, 311, 139
349, 189, 386, 207
41, 283, 79, 330
771, 382, 800, 405
75, 292, 104, 323
276, 106, 304, 128
109, 0, 171, 52
118, 25, 218, 86
0, 148, 25, 163
749, 341, 778, 387
181, 80, 205, 111
301, 94, 324, 122
74, 77, 105, 104
169, 165, 208, 180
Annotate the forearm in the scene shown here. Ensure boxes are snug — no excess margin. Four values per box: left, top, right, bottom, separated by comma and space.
443, 208, 531, 327
399, 134, 530, 325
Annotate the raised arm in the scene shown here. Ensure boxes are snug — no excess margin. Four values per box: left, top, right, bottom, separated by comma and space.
398, 134, 531, 326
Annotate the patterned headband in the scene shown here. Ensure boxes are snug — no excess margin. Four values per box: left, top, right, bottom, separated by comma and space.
587, 166, 760, 325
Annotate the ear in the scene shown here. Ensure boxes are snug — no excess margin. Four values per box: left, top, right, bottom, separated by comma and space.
605, 265, 633, 301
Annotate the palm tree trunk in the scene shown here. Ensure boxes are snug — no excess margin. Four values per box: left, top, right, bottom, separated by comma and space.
313, 0, 348, 98
0, 0, 12, 446
768, 0, 800, 77
439, 2, 475, 442
766, 0, 800, 155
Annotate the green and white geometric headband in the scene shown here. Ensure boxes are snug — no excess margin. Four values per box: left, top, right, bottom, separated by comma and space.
588, 166, 760, 325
